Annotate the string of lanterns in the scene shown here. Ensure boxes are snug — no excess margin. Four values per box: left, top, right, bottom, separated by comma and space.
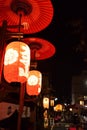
0, 0, 55, 130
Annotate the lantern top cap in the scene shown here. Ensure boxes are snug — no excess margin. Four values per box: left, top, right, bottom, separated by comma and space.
10, 0, 32, 16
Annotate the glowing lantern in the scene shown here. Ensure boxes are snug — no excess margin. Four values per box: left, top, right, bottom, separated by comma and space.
80, 100, 84, 106
43, 97, 49, 109
54, 104, 62, 111
26, 70, 42, 96
50, 99, 54, 107
4, 41, 30, 83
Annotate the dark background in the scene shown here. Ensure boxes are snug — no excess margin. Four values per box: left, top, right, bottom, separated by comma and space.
34, 0, 87, 103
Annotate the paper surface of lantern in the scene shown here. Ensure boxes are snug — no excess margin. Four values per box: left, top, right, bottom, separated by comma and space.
26, 70, 42, 96
4, 41, 30, 83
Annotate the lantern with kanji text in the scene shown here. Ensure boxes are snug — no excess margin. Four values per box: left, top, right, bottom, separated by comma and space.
4, 41, 30, 83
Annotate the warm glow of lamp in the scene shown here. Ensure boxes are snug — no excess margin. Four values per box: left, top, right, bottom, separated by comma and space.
69, 108, 72, 111
26, 70, 42, 96
50, 99, 54, 107
43, 97, 49, 109
80, 100, 84, 106
4, 41, 30, 83
54, 104, 62, 111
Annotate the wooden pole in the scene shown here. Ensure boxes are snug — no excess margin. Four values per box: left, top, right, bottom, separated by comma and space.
17, 82, 25, 130
0, 20, 7, 83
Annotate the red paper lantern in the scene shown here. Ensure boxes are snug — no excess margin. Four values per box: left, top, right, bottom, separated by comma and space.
4, 41, 30, 83
26, 70, 42, 96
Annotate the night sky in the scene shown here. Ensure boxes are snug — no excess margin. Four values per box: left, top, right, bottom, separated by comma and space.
31, 0, 87, 103
36, 0, 73, 103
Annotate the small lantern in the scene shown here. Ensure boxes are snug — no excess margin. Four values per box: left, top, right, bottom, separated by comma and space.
50, 99, 54, 107
43, 97, 49, 109
80, 100, 84, 106
26, 70, 42, 96
4, 41, 30, 83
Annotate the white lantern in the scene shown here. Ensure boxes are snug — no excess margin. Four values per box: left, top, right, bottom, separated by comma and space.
43, 97, 49, 109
